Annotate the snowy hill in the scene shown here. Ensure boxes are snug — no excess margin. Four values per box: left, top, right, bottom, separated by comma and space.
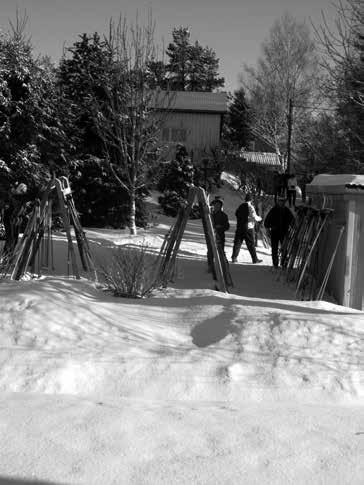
0, 175, 363, 484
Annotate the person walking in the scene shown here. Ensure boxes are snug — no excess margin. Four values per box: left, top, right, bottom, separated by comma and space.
264, 196, 294, 268
273, 170, 285, 204
207, 196, 230, 271
231, 194, 262, 264
287, 173, 298, 208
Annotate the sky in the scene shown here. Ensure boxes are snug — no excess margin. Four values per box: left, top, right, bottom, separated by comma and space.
0, 0, 337, 92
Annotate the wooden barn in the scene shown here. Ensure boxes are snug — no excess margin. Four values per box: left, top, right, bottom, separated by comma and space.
153, 91, 228, 162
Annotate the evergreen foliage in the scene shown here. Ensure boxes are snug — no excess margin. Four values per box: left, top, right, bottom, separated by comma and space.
0, 17, 69, 199
223, 87, 252, 149
162, 27, 225, 92
57, 32, 149, 229
157, 145, 198, 217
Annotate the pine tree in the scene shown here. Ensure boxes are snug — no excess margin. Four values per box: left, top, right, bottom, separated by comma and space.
0, 13, 68, 195
224, 88, 252, 149
164, 27, 224, 91
57, 33, 134, 228
165, 27, 191, 91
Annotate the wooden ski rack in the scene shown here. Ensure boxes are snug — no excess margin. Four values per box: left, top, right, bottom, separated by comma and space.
154, 185, 233, 293
2, 177, 95, 281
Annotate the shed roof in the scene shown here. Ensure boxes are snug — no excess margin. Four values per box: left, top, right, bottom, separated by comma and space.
310, 174, 364, 190
240, 151, 281, 166
307, 174, 364, 195
153, 90, 228, 113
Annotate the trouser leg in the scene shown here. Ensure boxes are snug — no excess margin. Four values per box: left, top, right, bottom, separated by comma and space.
210, 233, 226, 264
288, 190, 295, 207
232, 232, 242, 260
271, 234, 279, 267
292, 191, 296, 207
279, 235, 288, 268
245, 229, 258, 262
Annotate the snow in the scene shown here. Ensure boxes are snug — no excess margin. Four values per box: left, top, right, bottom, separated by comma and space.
310, 174, 364, 187
0, 178, 363, 484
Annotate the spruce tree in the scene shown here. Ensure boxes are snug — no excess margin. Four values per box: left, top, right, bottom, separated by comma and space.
0, 14, 68, 196
225, 87, 252, 149
165, 27, 224, 91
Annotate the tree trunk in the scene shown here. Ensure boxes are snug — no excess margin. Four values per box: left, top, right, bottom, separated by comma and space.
129, 188, 137, 235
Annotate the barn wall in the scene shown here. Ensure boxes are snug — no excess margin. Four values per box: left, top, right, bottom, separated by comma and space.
159, 111, 222, 161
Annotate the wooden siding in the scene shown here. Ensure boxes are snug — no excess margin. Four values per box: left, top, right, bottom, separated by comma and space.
160, 111, 222, 158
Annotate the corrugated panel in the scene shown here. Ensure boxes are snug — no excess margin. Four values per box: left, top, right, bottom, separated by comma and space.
240, 151, 281, 166
154, 90, 228, 113
345, 184, 364, 190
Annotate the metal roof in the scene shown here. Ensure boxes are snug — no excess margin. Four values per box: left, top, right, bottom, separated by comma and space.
153, 90, 228, 113
240, 151, 281, 166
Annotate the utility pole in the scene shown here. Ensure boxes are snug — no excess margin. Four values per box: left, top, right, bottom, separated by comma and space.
286, 98, 293, 173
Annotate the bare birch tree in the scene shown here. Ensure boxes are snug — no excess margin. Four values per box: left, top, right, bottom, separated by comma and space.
240, 13, 321, 161
314, 0, 363, 164
91, 13, 172, 235
314, 0, 363, 107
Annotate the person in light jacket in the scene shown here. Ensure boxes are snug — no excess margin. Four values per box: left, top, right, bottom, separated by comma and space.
231, 193, 262, 264
287, 173, 298, 208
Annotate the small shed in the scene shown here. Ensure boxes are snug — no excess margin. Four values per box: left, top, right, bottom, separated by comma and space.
154, 91, 228, 161
306, 174, 364, 310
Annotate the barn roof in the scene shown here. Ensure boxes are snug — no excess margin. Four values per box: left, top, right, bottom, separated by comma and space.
240, 151, 281, 166
153, 90, 228, 113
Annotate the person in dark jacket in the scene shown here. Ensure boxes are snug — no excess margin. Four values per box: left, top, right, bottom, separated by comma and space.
207, 197, 230, 270
273, 170, 285, 204
211, 198, 230, 249
264, 197, 294, 267
231, 193, 262, 264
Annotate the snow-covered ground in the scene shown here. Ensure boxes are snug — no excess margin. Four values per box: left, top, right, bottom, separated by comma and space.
0, 177, 363, 485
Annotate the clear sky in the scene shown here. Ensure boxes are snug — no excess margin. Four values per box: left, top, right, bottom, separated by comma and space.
0, 0, 336, 92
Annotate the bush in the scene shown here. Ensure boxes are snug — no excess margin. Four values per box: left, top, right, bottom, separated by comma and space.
158, 190, 184, 217
70, 157, 149, 229
158, 190, 201, 219
157, 154, 195, 217
97, 244, 161, 298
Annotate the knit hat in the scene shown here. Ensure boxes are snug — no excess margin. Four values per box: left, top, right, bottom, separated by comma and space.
212, 195, 223, 203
